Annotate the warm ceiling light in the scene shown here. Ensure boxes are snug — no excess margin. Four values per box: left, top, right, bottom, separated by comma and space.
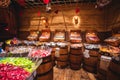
72, 16, 80, 28
41, 17, 49, 27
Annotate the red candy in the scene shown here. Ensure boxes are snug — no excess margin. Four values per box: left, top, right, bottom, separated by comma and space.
0, 64, 30, 80
29, 49, 50, 58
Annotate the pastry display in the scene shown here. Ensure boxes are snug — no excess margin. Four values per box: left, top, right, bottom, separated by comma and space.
54, 30, 65, 42
104, 36, 120, 46
100, 45, 120, 56
70, 30, 82, 43
109, 46, 120, 54
86, 31, 100, 43
27, 31, 38, 41
39, 31, 50, 41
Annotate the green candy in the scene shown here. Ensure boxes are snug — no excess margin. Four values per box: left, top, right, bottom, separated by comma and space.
0, 57, 35, 73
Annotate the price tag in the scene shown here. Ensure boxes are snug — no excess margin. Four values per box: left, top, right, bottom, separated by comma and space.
83, 49, 90, 58
100, 56, 111, 71
55, 48, 60, 57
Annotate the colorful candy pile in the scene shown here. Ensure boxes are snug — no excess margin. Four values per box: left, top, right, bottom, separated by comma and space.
28, 49, 51, 58
0, 64, 30, 80
0, 58, 35, 73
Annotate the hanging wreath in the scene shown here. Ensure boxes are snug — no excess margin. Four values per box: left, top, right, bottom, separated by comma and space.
0, 0, 11, 8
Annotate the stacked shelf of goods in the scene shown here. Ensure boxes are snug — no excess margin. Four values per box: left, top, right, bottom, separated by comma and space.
0, 38, 55, 80
27, 30, 39, 41
69, 30, 82, 43
104, 33, 120, 47
99, 45, 120, 57
97, 33, 120, 80
39, 29, 51, 42
53, 30, 66, 42
85, 30, 100, 44
100, 33, 120, 58
54, 42, 69, 68
69, 30, 83, 70
44, 41, 69, 68
83, 30, 100, 73
52, 30, 69, 68
28, 46, 53, 80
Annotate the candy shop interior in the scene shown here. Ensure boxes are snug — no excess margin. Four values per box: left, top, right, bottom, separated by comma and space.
0, 0, 120, 80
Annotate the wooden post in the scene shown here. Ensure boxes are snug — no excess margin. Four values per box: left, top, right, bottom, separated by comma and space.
61, 10, 67, 31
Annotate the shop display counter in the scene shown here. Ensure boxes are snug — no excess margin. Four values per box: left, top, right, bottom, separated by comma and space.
69, 30, 82, 43
85, 30, 100, 44
28, 47, 53, 80
0, 57, 42, 80
100, 45, 120, 57
104, 34, 120, 47
54, 30, 66, 42
83, 43, 100, 73
27, 30, 38, 41
39, 29, 51, 42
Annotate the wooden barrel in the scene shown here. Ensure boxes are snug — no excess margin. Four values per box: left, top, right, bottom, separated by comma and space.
70, 63, 81, 70
109, 59, 120, 75
36, 69, 53, 80
69, 54, 83, 70
97, 55, 111, 80
107, 70, 120, 80
70, 47, 82, 55
83, 50, 99, 73
69, 47, 83, 70
51, 47, 56, 66
97, 67, 107, 80
69, 54, 83, 64
56, 47, 68, 68
36, 55, 53, 80
107, 58, 120, 80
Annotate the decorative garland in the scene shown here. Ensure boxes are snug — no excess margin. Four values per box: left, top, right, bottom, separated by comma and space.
0, 0, 11, 8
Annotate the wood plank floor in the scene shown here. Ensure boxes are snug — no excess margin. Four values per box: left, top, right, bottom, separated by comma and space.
54, 67, 97, 80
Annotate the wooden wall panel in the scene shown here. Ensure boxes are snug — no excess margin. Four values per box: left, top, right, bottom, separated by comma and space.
0, 7, 17, 40
105, 0, 120, 33
19, 3, 106, 32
